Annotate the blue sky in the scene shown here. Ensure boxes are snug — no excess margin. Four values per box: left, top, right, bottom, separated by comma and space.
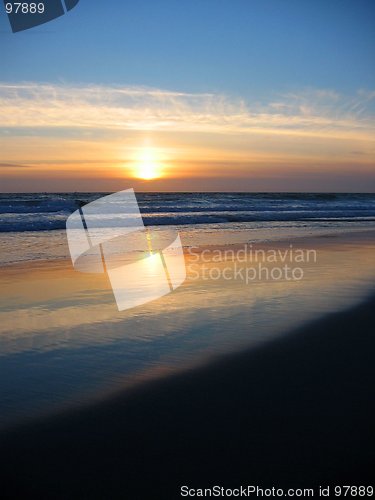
1, 0, 374, 96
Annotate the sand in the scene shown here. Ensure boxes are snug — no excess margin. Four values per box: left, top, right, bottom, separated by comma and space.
0, 290, 374, 499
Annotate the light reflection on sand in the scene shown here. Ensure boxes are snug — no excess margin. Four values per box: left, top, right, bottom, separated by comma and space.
0, 231, 375, 428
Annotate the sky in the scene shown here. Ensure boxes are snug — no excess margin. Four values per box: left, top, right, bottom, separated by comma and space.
0, 0, 374, 192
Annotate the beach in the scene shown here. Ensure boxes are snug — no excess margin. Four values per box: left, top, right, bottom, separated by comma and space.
2, 0, 375, 496
1, 287, 374, 498
0, 193, 375, 497
1, 228, 375, 427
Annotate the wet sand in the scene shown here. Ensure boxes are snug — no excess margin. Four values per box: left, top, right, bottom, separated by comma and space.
1, 290, 374, 499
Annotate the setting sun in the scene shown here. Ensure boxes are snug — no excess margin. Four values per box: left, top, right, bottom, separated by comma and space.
134, 149, 163, 180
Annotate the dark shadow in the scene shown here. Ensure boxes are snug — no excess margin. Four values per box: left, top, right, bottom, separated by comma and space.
1, 294, 374, 499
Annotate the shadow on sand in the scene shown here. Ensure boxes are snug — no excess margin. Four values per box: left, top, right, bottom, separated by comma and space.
1, 294, 374, 499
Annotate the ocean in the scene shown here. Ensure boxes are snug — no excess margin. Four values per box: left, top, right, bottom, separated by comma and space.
1, 192, 375, 265
1, 192, 375, 232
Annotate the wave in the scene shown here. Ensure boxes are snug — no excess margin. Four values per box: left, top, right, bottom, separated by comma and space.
0, 192, 375, 232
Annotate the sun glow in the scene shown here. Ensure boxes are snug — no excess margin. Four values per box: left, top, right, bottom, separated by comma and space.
133, 149, 163, 180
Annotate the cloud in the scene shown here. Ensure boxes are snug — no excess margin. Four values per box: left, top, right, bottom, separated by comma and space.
0, 162, 29, 168
0, 82, 374, 142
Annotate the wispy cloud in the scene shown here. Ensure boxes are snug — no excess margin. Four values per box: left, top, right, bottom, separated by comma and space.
0, 162, 29, 168
0, 82, 374, 141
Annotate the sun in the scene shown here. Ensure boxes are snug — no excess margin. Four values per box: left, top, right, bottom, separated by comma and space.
133, 148, 163, 180
137, 161, 159, 180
